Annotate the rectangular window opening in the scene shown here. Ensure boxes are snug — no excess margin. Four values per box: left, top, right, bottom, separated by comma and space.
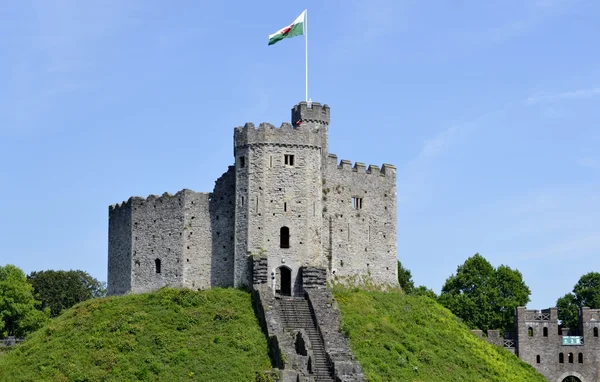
284, 154, 295, 166
239, 156, 245, 168
241, 196, 245, 206
270, 155, 273, 168
352, 197, 363, 209
284, 202, 287, 212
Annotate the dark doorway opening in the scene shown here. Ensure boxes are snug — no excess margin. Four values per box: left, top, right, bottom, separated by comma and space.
278, 266, 292, 296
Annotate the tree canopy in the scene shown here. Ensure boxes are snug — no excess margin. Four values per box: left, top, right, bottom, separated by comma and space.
28, 270, 106, 317
0, 265, 49, 337
557, 272, 600, 330
397, 260, 437, 299
438, 253, 530, 332
397, 260, 415, 293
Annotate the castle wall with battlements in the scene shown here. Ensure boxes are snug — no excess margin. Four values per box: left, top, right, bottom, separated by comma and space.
322, 155, 398, 286
477, 307, 600, 382
513, 307, 600, 382
107, 101, 398, 296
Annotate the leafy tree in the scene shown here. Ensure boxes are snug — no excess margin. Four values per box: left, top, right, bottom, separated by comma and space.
438, 253, 530, 331
557, 272, 600, 330
0, 265, 49, 337
397, 260, 414, 293
28, 270, 106, 317
412, 285, 438, 300
397, 261, 437, 299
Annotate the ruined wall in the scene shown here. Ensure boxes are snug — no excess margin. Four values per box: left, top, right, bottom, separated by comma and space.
514, 307, 600, 382
129, 192, 186, 293
107, 201, 132, 295
233, 117, 326, 294
322, 155, 398, 286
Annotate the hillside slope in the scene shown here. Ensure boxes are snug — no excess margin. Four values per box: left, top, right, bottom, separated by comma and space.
333, 288, 546, 382
0, 288, 272, 382
0, 287, 547, 382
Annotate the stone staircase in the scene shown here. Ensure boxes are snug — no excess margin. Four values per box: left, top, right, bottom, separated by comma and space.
278, 296, 334, 382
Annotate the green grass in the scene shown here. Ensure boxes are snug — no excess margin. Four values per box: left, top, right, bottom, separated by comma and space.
0, 288, 272, 382
0, 286, 548, 382
333, 288, 546, 382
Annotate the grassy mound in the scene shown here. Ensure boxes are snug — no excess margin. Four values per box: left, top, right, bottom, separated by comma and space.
333, 288, 546, 382
0, 288, 272, 382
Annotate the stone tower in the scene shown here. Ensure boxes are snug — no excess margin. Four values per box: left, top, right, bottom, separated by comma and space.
233, 102, 330, 294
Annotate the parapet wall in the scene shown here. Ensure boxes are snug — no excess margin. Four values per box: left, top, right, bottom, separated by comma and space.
323, 154, 397, 287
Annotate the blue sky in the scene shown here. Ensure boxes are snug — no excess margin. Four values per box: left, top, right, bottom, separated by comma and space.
1, 0, 598, 310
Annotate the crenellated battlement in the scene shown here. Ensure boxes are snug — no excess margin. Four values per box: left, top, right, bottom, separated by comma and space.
234, 120, 325, 149
109, 189, 211, 214
326, 154, 396, 177
291, 101, 330, 126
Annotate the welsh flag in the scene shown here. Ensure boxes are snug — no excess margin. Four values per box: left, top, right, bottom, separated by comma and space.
268, 10, 306, 46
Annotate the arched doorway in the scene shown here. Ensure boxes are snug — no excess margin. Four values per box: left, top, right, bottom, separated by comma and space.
277, 266, 292, 296
557, 371, 586, 382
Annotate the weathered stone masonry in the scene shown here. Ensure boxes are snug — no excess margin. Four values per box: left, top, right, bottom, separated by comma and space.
476, 307, 600, 382
107, 101, 398, 296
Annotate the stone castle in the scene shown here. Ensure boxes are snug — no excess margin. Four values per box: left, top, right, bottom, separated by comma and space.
476, 307, 600, 382
107, 101, 398, 296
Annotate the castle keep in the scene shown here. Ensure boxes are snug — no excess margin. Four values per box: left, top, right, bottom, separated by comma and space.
107, 102, 398, 296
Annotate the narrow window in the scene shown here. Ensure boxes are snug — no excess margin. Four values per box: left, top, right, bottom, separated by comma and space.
543, 327, 548, 337
347, 223, 350, 240
284, 154, 295, 166
559, 353, 564, 363
352, 197, 363, 209
155, 259, 161, 274
578, 353, 583, 364
594, 327, 598, 337
284, 202, 287, 212
256, 196, 259, 212
528, 327, 533, 337
270, 155, 273, 168
280, 227, 290, 248
313, 201, 316, 216
241, 196, 245, 206
568, 352, 573, 363
239, 156, 245, 168
536, 355, 540, 364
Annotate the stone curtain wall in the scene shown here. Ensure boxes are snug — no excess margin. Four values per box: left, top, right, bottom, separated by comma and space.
322, 154, 398, 286
129, 192, 186, 293
109, 185, 238, 294
108, 200, 133, 295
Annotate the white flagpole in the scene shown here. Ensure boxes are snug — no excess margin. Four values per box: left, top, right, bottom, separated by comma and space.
305, 9, 308, 102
